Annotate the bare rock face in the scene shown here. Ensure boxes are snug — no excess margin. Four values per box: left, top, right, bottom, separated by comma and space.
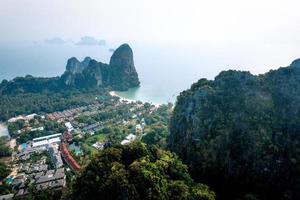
66, 57, 92, 74
61, 44, 140, 90
66, 57, 82, 74
81, 57, 92, 69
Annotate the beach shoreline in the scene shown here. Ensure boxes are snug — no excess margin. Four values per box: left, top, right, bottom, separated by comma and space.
109, 91, 137, 103
109, 91, 162, 107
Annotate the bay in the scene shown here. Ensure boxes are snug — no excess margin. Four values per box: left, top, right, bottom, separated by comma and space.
0, 41, 300, 105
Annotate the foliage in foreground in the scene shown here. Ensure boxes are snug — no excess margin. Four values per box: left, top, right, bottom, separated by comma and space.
70, 142, 215, 200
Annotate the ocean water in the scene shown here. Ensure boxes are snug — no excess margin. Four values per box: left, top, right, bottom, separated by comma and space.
1, 41, 300, 104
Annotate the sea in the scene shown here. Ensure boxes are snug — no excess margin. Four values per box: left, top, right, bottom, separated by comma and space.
1, 41, 300, 105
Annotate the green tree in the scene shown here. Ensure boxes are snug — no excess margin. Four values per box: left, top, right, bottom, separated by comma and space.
0, 162, 10, 180
70, 142, 215, 200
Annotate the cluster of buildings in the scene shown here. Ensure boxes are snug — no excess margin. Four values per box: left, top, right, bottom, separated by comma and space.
16, 133, 80, 173
46, 103, 106, 136
1, 96, 158, 199
17, 161, 48, 174
12, 168, 66, 198
16, 134, 64, 170
47, 108, 84, 122
6, 132, 80, 198
82, 122, 103, 134
46, 103, 102, 122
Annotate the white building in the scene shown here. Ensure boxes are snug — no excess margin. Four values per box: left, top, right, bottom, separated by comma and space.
121, 134, 137, 145
64, 122, 74, 132
32, 133, 62, 148
92, 142, 104, 150
31, 127, 44, 132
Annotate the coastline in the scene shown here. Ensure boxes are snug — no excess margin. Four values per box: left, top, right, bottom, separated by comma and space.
109, 91, 137, 103
109, 91, 162, 107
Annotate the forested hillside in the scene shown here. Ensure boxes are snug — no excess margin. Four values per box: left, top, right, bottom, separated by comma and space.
168, 59, 300, 200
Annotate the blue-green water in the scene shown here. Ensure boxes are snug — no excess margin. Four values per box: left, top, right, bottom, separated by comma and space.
0, 41, 299, 105
114, 86, 177, 104
69, 143, 83, 156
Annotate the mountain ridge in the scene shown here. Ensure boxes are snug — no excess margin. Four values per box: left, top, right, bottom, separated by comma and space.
168, 58, 300, 200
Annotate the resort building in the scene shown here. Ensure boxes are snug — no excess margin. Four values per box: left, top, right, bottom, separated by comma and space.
32, 133, 61, 148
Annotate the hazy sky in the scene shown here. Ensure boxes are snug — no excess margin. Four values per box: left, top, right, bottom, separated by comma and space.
1, 0, 300, 45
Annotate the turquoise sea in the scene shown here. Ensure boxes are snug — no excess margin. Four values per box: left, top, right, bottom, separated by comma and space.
0, 41, 299, 104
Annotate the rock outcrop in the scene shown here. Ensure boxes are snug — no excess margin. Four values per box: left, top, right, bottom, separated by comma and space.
61, 43, 140, 90
65, 56, 92, 74
109, 44, 140, 90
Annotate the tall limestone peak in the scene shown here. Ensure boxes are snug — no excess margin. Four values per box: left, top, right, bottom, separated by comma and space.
81, 57, 92, 68
66, 57, 92, 74
61, 44, 139, 90
109, 44, 140, 90
109, 43, 134, 67
66, 57, 81, 74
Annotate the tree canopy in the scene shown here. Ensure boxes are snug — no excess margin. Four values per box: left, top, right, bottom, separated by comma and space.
70, 142, 215, 200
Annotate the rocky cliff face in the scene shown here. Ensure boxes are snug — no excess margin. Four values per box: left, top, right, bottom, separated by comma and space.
109, 44, 140, 90
61, 44, 140, 90
168, 59, 300, 200
66, 57, 92, 74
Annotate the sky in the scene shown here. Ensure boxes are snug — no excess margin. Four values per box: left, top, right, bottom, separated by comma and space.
1, 0, 300, 45
1, 0, 300, 80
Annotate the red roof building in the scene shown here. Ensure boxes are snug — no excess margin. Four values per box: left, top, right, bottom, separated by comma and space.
60, 143, 81, 172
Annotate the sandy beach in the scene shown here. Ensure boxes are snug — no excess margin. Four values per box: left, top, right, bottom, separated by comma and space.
109, 91, 162, 107
109, 91, 137, 103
